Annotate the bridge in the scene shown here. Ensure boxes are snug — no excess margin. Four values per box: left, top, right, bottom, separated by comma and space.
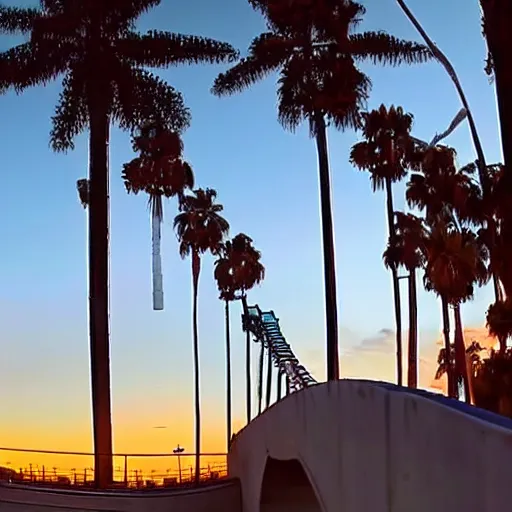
2, 303, 512, 511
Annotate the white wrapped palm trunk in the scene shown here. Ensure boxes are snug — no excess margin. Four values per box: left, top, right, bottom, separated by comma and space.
151, 199, 164, 311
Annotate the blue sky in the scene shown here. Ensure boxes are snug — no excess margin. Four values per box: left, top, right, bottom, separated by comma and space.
0, 0, 503, 454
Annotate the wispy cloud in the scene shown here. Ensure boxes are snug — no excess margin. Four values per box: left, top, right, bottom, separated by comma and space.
301, 325, 497, 393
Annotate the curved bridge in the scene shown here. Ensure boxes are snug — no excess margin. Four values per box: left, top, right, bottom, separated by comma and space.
229, 379, 512, 512
234, 304, 512, 512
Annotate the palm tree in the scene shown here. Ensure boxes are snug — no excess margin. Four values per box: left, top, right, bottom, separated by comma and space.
395, 0, 488, 187
406, 146, 482, 228
423, 221, 489, 401
123, 124, 194, 310
214, 234, 265, 436
479, 0, 512, 184
475, 163, 512, 353
395, 0, 508, 313
351, 104, 416, 386
174, 188, 229, 484
383, 212, 426, 388
213, 243, 236, 450
0, 0, 238, 487
212, 0, 431, 381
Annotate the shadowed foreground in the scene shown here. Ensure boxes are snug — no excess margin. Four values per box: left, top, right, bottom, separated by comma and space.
0, 480, 241, 512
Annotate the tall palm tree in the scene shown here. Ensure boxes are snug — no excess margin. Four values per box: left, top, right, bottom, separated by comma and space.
213, 242, 236, 450
479, 0, 512, 184
383, 212, 426, 388
174, 188, 229, 484
406, 145, 484, 398
475, 163, 512, 353
350, 104, 415, 386
0, 0, 238, 487
395, 0, 488, 186
214, 234, 265, 434
212, 0, 431, 381
395, 0, 508, 312
406, 146, 482, 228
423, 221, 489, 401
123, 124, 194, 310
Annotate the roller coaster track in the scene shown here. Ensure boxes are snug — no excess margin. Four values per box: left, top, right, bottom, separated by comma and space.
242, 304, 316, 393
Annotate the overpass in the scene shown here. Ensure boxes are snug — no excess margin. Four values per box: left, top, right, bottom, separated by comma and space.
2, 303, 512, 511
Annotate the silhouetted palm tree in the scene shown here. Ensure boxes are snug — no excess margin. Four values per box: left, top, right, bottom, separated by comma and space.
424, 221, 489, 400
406, 146, 488, 399
123, 124, 194, 310
174, 188, 229, 483
351, 104, 416, 386
395, 0, 488, 187
0, 0, 237, 487
383, 212, 426, 388
406, 146, 482, 227
479, 0, 512, 184
214, 234, 265, 434
212, 0, 431, 381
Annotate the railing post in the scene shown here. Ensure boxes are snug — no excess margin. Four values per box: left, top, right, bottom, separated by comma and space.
123, 455, 128, 487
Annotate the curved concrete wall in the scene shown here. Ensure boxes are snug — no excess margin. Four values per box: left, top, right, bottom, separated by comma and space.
0, 480, 241, 512
228, 379, 512, 512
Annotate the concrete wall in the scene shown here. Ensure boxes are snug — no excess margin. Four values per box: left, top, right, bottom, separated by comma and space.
228, 379, 512, 512
0, 480, 241, 512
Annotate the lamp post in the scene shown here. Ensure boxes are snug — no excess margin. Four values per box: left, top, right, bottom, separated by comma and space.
173, 445, 184, 484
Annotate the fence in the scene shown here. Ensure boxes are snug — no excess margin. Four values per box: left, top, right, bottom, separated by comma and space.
0, 447, 227, 489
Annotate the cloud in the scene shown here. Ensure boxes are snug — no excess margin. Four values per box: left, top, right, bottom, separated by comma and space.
352, 328, 396, 354
300, 325, 497, 394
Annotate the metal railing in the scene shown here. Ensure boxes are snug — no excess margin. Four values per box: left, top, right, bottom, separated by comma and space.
0, 447, 227, 489
243, 304, 317, 394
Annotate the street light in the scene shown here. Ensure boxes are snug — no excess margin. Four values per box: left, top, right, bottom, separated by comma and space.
173, 444, 184, 484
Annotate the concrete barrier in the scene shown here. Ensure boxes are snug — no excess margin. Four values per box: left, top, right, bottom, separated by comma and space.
0, 480, 241, 512
228, 379, 512, 512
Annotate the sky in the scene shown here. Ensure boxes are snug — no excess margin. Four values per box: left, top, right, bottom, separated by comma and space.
0, 0, 504, 478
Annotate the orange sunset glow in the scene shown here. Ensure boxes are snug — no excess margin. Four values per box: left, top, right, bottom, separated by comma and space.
1, 325, 496, 483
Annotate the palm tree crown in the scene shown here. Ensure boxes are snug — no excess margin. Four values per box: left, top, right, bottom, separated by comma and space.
350, 104, 415, 191
123, 124, 194, 206
174, 188, 230, 258
214, 233, 265, 301
213, 0, 430, 133
0, 0, 239, 148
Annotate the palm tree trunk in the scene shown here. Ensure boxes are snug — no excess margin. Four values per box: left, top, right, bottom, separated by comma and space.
441, 296, 455, 398
265, 346, 272, 409
315, 114, 339, 381
285, 377, 290, 396
257, 342, 264, 415
224, 300, 232, 450
191, 250, 201, 484
407, 269, 418, 388
87, 91, 113, 489
277, 371, 282, 401
453, 304, 471, 404
395, 0, 488, 186
385, 178, 403, 386
480, 1, 512, 188
240, 295, 251, 423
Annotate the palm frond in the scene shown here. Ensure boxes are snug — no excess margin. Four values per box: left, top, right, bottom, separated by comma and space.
349, 32, 432, 66
212, 33, 293, 96
0, 40, 69, 93
0, 5, 40, 33
113, 67, 191, 133
117, 31, 239, 67
50, 69, 88, 152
